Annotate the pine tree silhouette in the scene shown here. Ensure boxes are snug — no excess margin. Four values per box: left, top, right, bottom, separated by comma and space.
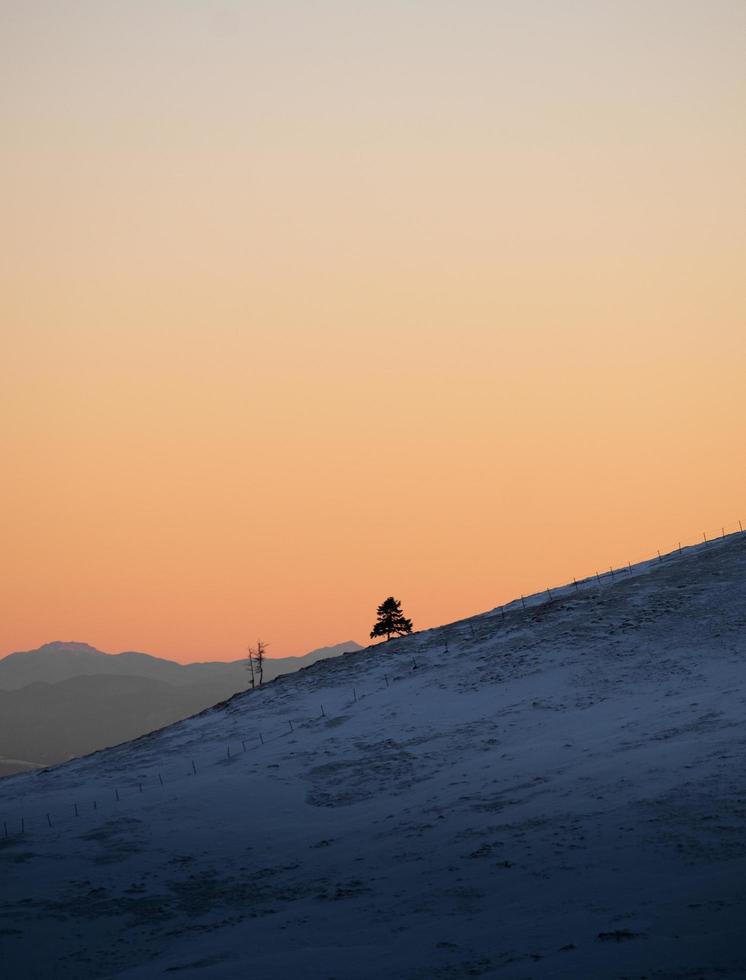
370, 597, 413, 641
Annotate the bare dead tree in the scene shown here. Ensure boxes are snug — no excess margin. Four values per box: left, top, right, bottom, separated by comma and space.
246, 644, 256, 690
248, 639, 269, 687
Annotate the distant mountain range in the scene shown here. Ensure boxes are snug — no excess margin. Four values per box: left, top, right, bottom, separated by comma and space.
0, 640, 363, 776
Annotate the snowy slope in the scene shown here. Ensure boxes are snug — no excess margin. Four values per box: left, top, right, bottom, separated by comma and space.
1, 534, 745, 980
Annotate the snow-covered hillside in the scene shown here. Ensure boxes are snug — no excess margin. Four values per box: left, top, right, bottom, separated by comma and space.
2, 534, 746, 979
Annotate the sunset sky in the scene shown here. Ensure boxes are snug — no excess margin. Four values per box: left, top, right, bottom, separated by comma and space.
2, 1, 744, 662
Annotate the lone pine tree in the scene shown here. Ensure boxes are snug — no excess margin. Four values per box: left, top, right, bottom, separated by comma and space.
370, 597, 413, 641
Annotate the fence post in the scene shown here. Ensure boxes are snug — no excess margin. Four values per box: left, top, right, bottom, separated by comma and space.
191, 760, 197, 776
703, 531, 707, 543
158, 773, 164, 786
226, 745, 231, 759
288, 720, 294, 732
115, 788, 120, 801
595, 572, 601, 585
138, 783, 143, 793
242, 740, 246, 753
573, 578, 579, 591
74, 803, 78, 817
3, 821, 7, 838
353, 687, 357, 702
46, 813, 52, 828
739, 520, 743, 533
657, 550, 662, 562
520, 595, 526, 610
546, 587, 553, 600
609, 566, 614, 579
21, 818, 24, 834
678, 542, 682, 555
384, 675, 389, 688
259, 733, 264, 745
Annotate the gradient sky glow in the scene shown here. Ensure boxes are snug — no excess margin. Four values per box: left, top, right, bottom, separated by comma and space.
2, 1, 745, 661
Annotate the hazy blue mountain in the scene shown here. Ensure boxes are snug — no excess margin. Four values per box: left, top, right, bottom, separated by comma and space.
0, 640, 363, 690
0, 640, 363, 774
0, 675, 223, 766
0, 759, 40, 778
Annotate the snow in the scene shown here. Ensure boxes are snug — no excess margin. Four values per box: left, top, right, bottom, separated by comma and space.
2, 533, 746, 979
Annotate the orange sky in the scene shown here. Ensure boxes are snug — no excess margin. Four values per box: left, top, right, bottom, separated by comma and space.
2, 1, 744, 662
